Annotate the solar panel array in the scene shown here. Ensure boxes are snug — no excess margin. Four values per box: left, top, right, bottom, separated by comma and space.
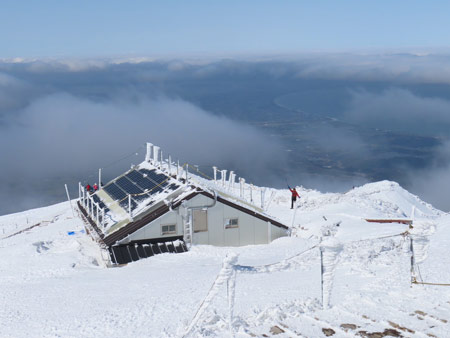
102, 168, 180, 212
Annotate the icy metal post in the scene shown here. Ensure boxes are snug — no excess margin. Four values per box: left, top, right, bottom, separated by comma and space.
160, 150, 164, 170
102, 208, 105, 227
98, 168, 102, 188
221, 169, 227, 186
239, 178, 245, 198
228, 171, 234, 189
176, 160, 180, 180
185, 164, 189, 183
153, 145, 160, 165
250, 184, 253, 202
64, 184, 75, 217
96, 203, 99, 224
168, 155, 172, 175
213, 166, 217, 183
410, 235, 415, 286
260, 188, 266, 209
128, 194, 132, 219
320, 247, 324, 308
145, 142, 153, 162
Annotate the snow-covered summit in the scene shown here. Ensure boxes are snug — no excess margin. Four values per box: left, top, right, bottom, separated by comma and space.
1, 179, 449, 337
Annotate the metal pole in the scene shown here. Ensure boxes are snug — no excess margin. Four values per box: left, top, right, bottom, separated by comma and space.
177, 160, 180, 180
320, 247, 324, 309
78, 182, 81, 201
213, 166, 217, 183
99, 168, 102, 188
102, 208, 105, 227
410, 236, 415, 286
64, 184, 75, 217
261, 188, 265, 209
96, 203, 99, 225
128, 194, 132, 219
185, 164, 189, 183
168, 155, 172, 175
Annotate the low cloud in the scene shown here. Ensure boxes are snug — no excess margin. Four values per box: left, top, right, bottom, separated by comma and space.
0, 93, 287, 215
407, 141, 450, 212
344, 88, 450, 136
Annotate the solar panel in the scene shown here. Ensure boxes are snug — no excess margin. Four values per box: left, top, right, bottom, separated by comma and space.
104, 183, 127, 201
126, 170, 159, 191
115, 176, 144, 195
139, 169, 168, 184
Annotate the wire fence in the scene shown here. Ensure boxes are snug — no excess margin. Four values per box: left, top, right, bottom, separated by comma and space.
182, 230, 450, 337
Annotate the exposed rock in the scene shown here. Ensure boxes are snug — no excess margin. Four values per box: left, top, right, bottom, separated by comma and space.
269, 326, 284, 335
322, 328, 336, 336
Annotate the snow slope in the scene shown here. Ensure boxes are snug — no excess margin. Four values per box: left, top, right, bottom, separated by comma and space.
1, 181, 449, 337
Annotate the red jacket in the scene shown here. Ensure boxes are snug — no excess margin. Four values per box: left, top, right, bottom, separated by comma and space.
289, 188, 300, 199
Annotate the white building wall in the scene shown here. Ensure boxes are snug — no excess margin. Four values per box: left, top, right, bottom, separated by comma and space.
124, 194, 287, 246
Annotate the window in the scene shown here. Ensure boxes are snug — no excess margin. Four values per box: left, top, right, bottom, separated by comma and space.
193, 210, 208, 232
161, 224, 176, 235
224, 218, 239, 229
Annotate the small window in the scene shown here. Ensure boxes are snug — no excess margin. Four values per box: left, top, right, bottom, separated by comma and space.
161, 224, 176, 235
224, 218, 239, 229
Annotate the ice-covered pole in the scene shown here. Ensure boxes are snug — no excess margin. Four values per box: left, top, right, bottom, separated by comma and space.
221, 170, 227, 186
239, 178, 245, 198
213, 166, 218, 183
168, 155, 172, 175
160, 150, 164, 170
153, 146, 160, 165
228, 171, 234, 189
128, 195, 132, 219
145, 142, 153, 162
78, 182, 81, 201
260, 188, 265, 209
320, 238, 343, 309
176, 160, 180, 180
64, 184, 75, 217
185, 164, 189, 183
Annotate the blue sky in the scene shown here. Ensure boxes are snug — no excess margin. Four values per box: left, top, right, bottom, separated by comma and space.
1, 1, 450, 58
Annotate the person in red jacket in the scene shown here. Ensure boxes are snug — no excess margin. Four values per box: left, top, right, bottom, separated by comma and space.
288, 186, 300, 209
86, 184, 91, 193
93, 183, 98, 191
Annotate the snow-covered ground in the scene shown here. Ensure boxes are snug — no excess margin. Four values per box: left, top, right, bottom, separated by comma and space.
1, 181, 449, 337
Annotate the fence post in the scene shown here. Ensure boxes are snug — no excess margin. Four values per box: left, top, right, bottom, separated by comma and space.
320, 247, 324, 308
410, 235, 415, 286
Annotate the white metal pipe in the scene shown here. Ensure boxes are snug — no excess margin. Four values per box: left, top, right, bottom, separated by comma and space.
153, 146, 160, 164
213, 166, 218, 183
249, 184, 253, 202
168, 155, 172, 175
128, 195, 132, 219
261, 188, 266, 209
228, 171, 234, 189
145, 142, 153, 162
78, 182, 81, 201
221, 170, 227, 186
239, 178, 245, 198
185, 164, 189, 183
96, 203, 99, 224
177, 160, 180, 180
102, 208, 105, 227
98, 168, 102, 188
